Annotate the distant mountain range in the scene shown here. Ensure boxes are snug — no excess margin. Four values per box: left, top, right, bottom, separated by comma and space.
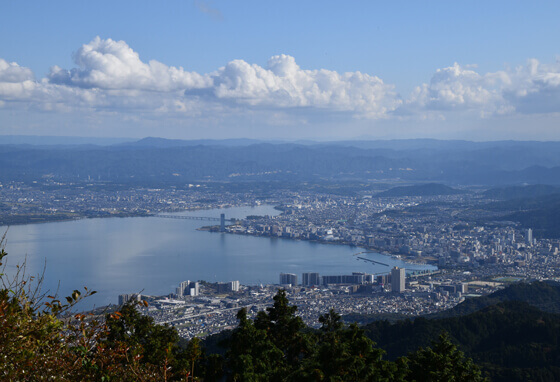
376, 183, 467, 197
0, 135, 133, 146
474, 188, 560, 238
483, 184, 560, 199
116, 137, 265, 148
3, 137, 560, 186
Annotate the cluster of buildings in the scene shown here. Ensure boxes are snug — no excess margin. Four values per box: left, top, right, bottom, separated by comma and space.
9, 180, 560, 342
176, 281, 200, 297
118, 293, 142, 305
223, 192, 560, 284
280, 267, 406, 293
130, 268, 483, 340
175, 280, 240, 297
0, 180, 267, 225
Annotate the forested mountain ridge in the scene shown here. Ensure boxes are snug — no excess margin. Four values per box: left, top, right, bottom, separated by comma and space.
376, 183, 467, 197
366, 301, 560, 382
428, 281, 560, 318
3, 138, 560, 185
365, 282, 560, 381
479, 194, 560, 238
483, 184, 560, 200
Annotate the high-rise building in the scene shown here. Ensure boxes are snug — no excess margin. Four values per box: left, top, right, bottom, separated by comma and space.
377, 274, 390, 285
302, 272, 321, 286
188, 281, 199, 296
322, 274, 365, 285
527, 228, 533, 245
177, 280, 199, 297
391, 267, 405, 293
217, 280, 240, 293
220, 213, 226, 232
118, 293, 141, 305
279, 273, 297, 286
353, 272, 375, 283
176, 280, 190, 298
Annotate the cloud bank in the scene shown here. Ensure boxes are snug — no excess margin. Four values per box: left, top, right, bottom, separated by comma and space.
2, 36, 560, 130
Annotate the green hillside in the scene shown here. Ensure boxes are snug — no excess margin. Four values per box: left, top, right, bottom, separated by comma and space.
377, 183, 467, 197
366, 282, 560, 381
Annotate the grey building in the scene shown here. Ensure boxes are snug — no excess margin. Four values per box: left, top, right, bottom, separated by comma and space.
118, 293, 141, 305
177, 280, 200, 297
279, 273, 298, 286
302, 272, 321, 286
391, 267, 406, 293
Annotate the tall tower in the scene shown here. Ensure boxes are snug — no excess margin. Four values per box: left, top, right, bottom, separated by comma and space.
220, 213, 226, 232
527, 228, 533, 246
391, 267, 405, 293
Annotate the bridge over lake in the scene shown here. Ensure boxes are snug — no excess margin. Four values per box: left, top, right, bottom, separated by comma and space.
157, 214, 236, 222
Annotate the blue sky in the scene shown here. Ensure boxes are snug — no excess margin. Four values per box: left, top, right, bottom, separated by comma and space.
2, 0, 560, 140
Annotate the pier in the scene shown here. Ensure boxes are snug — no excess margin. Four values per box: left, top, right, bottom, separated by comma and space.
356, 256, 390, 267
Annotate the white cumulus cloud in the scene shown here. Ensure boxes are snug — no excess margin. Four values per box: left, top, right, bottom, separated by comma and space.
503, 58, 560, 114
3, 36, 560, 132
403, 59, 560, 117
46, 37, 401, 116
0, 59, 37, 101
48, 37, 210, 91
405, 63, 509, 115
0, 59, 34, 83
200, 54, 401, 116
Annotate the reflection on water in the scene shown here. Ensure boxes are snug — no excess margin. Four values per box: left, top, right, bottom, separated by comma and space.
1, 205, 435, 310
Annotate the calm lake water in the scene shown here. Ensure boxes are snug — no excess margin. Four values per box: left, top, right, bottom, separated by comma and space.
1, 205, 435, 310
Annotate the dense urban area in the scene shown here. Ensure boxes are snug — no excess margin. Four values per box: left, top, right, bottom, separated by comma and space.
3, 179, 559, 340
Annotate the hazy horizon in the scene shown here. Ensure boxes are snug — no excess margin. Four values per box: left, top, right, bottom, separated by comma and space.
5, 134, 560, 146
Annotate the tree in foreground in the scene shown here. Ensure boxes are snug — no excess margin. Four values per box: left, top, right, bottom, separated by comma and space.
0, 237, 201, 381
1, 230, 489, 381
404, 332, 487, 382
295, 308, 407, 381
227, 307, 285, 381
226, 291, 407, 381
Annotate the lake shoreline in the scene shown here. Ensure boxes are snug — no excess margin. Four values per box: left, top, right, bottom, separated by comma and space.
198, 224, 436, 268
3, 205, 436, 310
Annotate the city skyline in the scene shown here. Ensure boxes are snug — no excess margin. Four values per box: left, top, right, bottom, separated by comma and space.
2, 1, 560, 140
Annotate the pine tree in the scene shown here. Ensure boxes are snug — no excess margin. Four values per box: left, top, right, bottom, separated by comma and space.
404, 332, 487, 382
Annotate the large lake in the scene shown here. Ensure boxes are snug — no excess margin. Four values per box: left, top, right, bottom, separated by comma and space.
1, 205, 435, 310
